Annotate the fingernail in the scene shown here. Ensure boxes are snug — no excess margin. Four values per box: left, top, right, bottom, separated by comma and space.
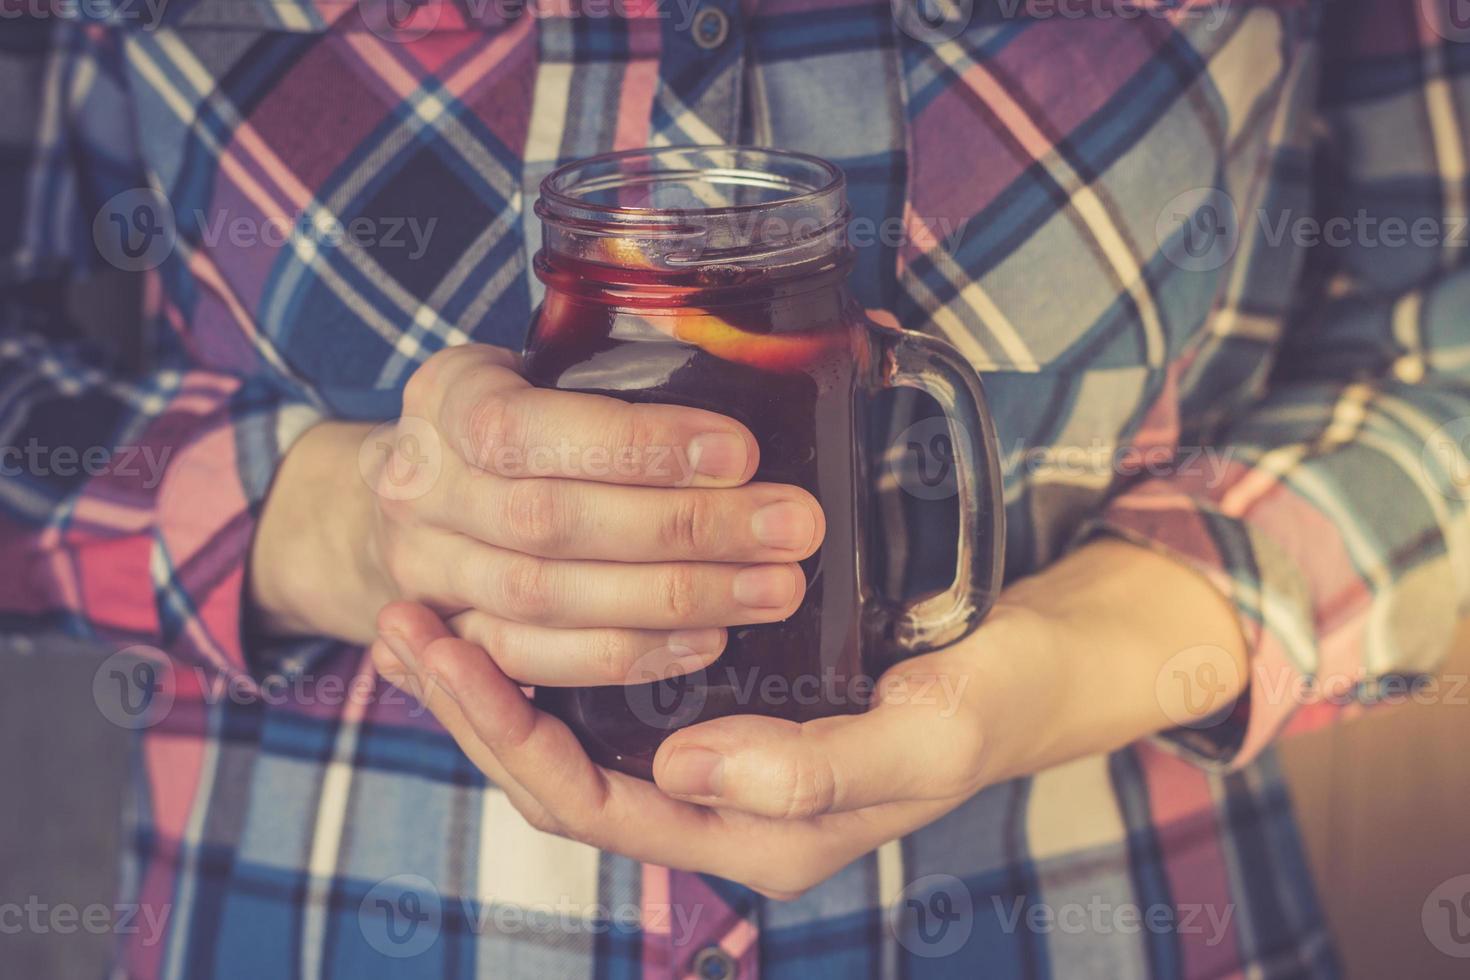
687, 432, 748, 480
382, 631, 419, 674
732, 565, 798, 609
666, 628, 725, 659
751, 500, 817, 551
661, 747, 725, 797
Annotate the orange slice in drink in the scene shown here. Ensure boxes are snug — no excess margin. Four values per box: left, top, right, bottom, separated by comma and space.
655, 309, 845, 373
591, 237, 846, 372
597, 237, 655, 268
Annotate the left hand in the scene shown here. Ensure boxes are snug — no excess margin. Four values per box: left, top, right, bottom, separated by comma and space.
371, 538, 1247, 899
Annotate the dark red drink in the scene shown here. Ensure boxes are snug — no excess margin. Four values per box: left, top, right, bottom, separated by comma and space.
524, 147, 1004, 779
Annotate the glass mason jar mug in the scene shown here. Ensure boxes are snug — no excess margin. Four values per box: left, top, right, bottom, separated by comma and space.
524, 146, 1005, 779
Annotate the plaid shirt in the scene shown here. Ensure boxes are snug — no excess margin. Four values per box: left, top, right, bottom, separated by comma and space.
3, 0, 1467, 975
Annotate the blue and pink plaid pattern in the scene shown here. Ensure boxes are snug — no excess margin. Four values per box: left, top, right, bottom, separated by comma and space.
3, 0, 1467, 975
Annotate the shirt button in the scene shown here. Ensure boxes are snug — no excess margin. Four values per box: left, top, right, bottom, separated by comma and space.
691, 6, 730, 49
691, 945, 737, 980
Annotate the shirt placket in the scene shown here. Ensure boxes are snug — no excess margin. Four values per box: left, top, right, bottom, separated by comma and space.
648, 0, 746, 144
642, 2, 757, 975
646, 865, 760, 980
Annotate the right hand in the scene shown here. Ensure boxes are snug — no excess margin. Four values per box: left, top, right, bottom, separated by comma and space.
249, 344, 825, 687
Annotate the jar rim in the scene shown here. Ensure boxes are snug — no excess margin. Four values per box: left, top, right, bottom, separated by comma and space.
535, 146, 850, 273
537, 145, 846, 221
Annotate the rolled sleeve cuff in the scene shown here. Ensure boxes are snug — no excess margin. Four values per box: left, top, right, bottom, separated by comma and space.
152, 378, 323, 680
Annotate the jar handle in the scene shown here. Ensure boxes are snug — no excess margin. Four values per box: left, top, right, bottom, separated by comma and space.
862, 320, 1005, 658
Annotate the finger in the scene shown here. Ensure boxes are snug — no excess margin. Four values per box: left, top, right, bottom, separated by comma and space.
381, 600, 640, 839
650, 659, 983, 817
429, 472, 825, 563
401, 343, 522, 422
446, 610, 726, 686
401, 532, 808, 629
379, 603, 924, 895
440, 383, 759, 488
375, 603, 561, 828
373, 604, 482, 716
410, 626, 726, 859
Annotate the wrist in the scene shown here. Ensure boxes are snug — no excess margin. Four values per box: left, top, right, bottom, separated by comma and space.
960, 537, 1249, 784
249, 420, 386, 643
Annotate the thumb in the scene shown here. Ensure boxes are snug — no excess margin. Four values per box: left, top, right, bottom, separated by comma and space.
650, 678, 980, 818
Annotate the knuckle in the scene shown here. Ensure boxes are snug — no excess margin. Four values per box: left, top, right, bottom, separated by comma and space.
753, 857, 825, 899
402, 351, 449, 411
608, 404, 664, 470
660, 493, 714, 555
943, 723, 989, 796
657, 564, 703, 621
769, 753, 837, 821
466, 614, 508, 653
498, 554, 558, 621
754, 884, 810, 903
379, 540, 417, 593
465, 390, 527, 466
374, 475, 418, 521
504, 479, 569, 554
584, 629, 633, 684
407, 344, 514, 414
518, 803, 564, 837
461, 616, 519, 673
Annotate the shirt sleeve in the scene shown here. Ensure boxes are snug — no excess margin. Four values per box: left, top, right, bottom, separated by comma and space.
1084, 1, 1470, 769
0, 18, 322, 680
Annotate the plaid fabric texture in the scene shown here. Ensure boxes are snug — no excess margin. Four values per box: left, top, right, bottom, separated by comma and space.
2, 0, 1467, 975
